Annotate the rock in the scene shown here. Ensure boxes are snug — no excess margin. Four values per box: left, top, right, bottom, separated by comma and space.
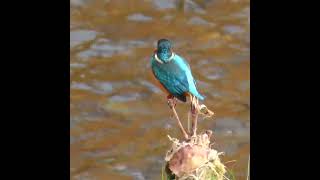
169, 144, 209, 177
165, 133, 226, 179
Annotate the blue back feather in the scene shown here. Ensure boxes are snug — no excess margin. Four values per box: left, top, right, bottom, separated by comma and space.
151, 53, 205, 102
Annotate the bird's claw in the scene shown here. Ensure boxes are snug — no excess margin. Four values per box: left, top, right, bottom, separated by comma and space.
167, 95, 177, 109
167, 100, 173, 109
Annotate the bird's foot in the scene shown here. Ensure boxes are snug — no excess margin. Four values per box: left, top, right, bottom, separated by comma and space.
167, 95, 177, 109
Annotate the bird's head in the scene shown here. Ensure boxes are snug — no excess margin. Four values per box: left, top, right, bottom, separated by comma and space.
155, 39, 175, 63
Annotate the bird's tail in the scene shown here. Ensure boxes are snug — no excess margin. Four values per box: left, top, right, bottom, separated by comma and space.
195, 93, 205, 101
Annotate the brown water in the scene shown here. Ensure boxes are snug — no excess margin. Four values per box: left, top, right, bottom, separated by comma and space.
70, 0, 250, 179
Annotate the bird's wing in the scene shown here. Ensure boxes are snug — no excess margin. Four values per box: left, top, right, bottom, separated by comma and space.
176, 55, 199, 88
152, 61, 189, 102
175, 55, 205, 100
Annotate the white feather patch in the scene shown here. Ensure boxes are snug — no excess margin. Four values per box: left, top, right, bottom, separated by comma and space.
154, 52, 175, 64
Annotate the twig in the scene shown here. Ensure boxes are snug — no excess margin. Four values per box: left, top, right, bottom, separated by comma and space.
171, 106, 189, 140
191, 111, 198, 136
187, 111, 191, 134
190, 95, 199, 137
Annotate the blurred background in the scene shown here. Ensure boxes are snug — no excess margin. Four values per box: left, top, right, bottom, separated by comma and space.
70, 0, 250, 179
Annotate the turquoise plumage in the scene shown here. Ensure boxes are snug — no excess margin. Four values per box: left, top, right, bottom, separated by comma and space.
150, 39, 204, 102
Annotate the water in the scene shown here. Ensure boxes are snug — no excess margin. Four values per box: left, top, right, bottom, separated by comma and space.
70, 0, 250, 179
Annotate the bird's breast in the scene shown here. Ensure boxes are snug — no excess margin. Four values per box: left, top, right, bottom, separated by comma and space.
150, 68, 171, 95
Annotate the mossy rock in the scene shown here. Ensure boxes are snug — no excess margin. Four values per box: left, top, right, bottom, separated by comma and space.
163, 132, 227, 180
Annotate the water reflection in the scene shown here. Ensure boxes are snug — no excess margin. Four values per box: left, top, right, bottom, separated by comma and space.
70, 30, 98, 48
71, 0, 250, 179
127, 13, 153, 22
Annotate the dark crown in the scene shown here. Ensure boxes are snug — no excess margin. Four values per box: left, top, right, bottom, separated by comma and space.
157, 39, 172, 50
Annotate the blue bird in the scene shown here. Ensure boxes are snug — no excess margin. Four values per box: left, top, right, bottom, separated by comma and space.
150, 39, 205, 102
150, 39, 205, 139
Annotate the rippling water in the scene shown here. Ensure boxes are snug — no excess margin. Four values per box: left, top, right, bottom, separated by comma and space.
70, 0, 250, 179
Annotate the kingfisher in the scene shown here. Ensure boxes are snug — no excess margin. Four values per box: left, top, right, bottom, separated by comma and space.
150, 39, 205, 139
